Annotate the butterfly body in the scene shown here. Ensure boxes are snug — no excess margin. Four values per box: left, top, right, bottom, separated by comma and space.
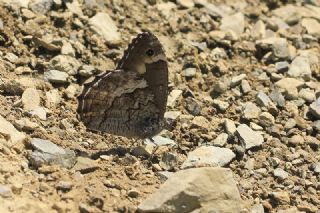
77, 32, 168, 138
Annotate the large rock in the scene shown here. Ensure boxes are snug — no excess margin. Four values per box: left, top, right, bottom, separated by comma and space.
138, 167, 242, 213
181, 146, 235, 169
89, 13, 121, 44
0, 115, 26, 146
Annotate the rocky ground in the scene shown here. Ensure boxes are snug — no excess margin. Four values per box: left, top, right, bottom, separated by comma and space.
0, 0, 319, 212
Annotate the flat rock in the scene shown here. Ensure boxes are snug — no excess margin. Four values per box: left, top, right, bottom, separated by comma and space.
44, 70, 69, 83
273, 168, 289, 180
309, 97, 320, 119
288, 56, 312, 80
275, 78, 304, 92
236, 124, 264, 150
212, 133, 228, 147
301, 18, 320, 38
167, 89, 182, 108
30, 106, 47, 120
145, 135, 176, 147
73, 157, 100, 173
220, 12, 245, 36
29, 138, 76, 168
257, 38, 290, 59
49, 55, 80, 75
29, 0, 53, 14
176, 0, 194, 8
89, 12, 120, 44
256, 91, 273, 108
243, 102, 261, 120
181, 146, 235, 169
224, 119, 237, 135
0, 115, 26, 146
138, 167, 242, 213
21, 88, 40, 111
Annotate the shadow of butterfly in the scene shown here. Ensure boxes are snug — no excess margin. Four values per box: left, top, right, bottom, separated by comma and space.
77, 32, 168, 139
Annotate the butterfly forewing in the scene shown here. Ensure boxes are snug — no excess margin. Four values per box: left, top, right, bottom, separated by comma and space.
77, 32, 168, 138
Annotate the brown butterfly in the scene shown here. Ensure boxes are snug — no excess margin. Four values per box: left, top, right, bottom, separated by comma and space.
77, 32, 168, 139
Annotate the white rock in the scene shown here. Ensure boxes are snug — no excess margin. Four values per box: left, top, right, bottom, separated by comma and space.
301, 18, 320, 38
213, 133, 228, 147
44, 70, 69, 83
89, 13, 120, 44
21, 88, 40, 111
138, 167, 242, 213
236, 124, 264, 150
181, 146, 235, 169
0, 115, 26, 146
220, 12, 245, 36
167, 89, 182, 108
288, 56, 312, 80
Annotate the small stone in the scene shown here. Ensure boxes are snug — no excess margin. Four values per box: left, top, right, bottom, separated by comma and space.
273, 168, 289, 180
64, 84, 78, 99
61, 41, 75, 57
230, 74, 246, 87
243, 102, 261, 120
4, 53, 18, 63
220, 12, 245, 36
301, 18, 320, 38
269, 157, 281, 167
271, 191, 290, 204
159, 152, 178, 171
11, 182, 23, 195
288, 135, 304, 146
250, 204, 264, 213
29, 138, 76, 168
275, 61, 289, 72
73, 157, 100, 173
0, 185, 12, 198
185, 97, 201, 115
181, 146, 235, 169
29, 0, 53, 14
258, 112, 275, 127
89, 12, 121, 44
284, 118, 296, 130
309, 97, 320, 119
299, 88, 316, 103
45, 89, 61, 108
167, 89, 182, 108
176, 0, 194, 8
191, 116, 210, 131
128, 189, 140, 198
241, 80, 251, 94
310, 162, 320, 174
0, 115, 26, 146
14, 118, 39, 131
251, 20, 266, 39
275, 78, 304, 92
257, 38, 290, 59
145, 135, 176, 147
288, 56, 312, 80
164, 111, 181, 122
312, 120, 320, 132
44, 70, 69, 83
49, 55, 80, 75
269, 89, 285, 107
236, 124, 264, 150
21, 88, 40, 111
256, 91, 273, 108
224, 119, 237, 135
30, 106, 47, 120
56, 181, 73, 191
212, 99, 229, 112
78, 65, 95, 77
183, 68, 196, 78
213, 133, 228, 147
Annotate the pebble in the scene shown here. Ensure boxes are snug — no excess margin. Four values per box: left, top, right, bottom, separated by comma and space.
21, 88, 40, 111
257, 38, 290, 60
29, 138, 76, 168
181, 146, 235, 169
56, 181, 73, 191
309, 97, 320, 119
288, 135, 304, 146
164, 111, 181, 122
61, 41, 75, 57
224, 119, 237, 135
183, 67, 196, 78
14, 118, 39, 131
269, 89, 285, 107
167, 89, 182, 108
236, 124, 264, 150
212, 99, 229, 112
284, 118, 296, 130
241, 80, 251, 94
256, 91, 273, 108
0, 185, 13, 198
271, 191, 290, 204
251, 20, 266, 39
275, 78, 304, 92
230, 74, 246, 87
299, 88, 315, 103
185, 97, 201, 115
0, 115, 26, 146
191, 116, 210, 131
49, 55, 80, 75
288, 56, 312, 80
176, 0, 194, 8
44, 70, 69, 83
145, 135, 176, 147
273, 168, 289, 180
89, 12, 121, 44
30, 106, 47, 120
301, 18, 320, 38
212, 133, 228, 147
78, 65, 95, 77
29, 0, 53, 14
243, 102, 261, 120
220, 12, 245, 36
73, 157, 100, 173
258, 112, 275, 127
275, 61, 289, 72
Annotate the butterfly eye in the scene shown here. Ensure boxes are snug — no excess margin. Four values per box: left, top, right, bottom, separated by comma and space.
146, 49, 154, 57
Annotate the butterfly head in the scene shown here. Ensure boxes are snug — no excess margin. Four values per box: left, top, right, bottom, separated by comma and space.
117, 32, 167, 75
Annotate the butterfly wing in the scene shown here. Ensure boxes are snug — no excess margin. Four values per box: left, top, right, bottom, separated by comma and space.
77, 32, 168, 138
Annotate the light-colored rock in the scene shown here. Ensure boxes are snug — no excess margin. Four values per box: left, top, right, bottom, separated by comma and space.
257, 38, 290, 59
73, 157, 100, 173
138, 167, 242, 213
29, 138, 76, 168
29, 0, 53, 14
14, 118, 39, 131
299, 88, 316, 103
288, 56, 312, 80
251, 20, 266, 39
236, 124, 264, 150
220, 12, 245, 36
241, 80, 252, 94
21, 88, 40, 111
30, 106, 47, 120
49, 55, 80, 75
89, 13, 120, 44
0, 115, 26, 146
301, 18, 320, 38
0, 185, 12, 198
213, 133, 228, 147
258, 112, 275, 127
167, 89, 182, 108
164, 111, 181, 121
243, 102, 261, 119
273, 168, 289, 180
181, 146, 235, 169
191, 116, 210, 130
45, 89, 61, 108
275, 78, 304, 92
176, 0, 194, 8
145, 135, 176, 147
224, 119, 237, 135
256, 91, 273, 108
230, 74, 246, 87
309, 97, 320, 119
44, 70, 68, 83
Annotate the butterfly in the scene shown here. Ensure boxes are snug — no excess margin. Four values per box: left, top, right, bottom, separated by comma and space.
77, 32, 168, 139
